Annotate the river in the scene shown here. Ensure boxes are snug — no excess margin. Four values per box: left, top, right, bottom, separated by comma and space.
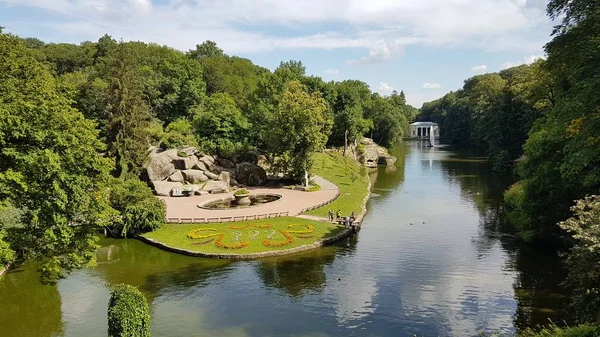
0, 142, 572, 337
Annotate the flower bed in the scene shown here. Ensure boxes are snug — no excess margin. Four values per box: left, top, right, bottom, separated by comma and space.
143, 217, 346, 255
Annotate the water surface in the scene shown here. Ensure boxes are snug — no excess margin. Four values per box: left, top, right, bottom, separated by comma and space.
0, 142, 571, 336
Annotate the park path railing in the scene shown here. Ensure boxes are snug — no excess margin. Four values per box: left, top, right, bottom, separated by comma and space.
165, 211, 290, 224
299, 190, 341, 214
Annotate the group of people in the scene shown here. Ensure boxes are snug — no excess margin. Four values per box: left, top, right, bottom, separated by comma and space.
328, 209, 356, 227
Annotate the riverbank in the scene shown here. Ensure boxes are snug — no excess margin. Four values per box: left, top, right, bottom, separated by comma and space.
0, 263, 10, 277
305, 152, 370, 218
140, 152, 371, 257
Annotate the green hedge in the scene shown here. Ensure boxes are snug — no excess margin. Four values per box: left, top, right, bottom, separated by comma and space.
108, 284, 151, 337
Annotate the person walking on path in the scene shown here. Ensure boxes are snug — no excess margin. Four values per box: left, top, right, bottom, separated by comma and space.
336, 209, 342, 219
328, 210, 334, 222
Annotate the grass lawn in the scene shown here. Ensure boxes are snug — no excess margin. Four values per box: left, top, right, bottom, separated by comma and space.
307, 152, 370, 218
142, 217, 346, 254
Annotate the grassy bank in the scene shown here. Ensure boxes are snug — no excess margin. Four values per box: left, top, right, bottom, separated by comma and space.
307, 152, 370, 218
142, 217, 346, 255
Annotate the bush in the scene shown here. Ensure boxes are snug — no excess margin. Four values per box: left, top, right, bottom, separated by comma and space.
121, 198, 166, 237
234, 189, 249, 196
518, 324, 600, 337
504, 181, 533, 240
109, 179, 166, 237
108, 284, 151, 337
0, 230, 15, 267
306, 184, 321, 192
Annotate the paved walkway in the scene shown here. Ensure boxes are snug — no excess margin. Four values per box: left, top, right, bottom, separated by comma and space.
159, 176, 339, 221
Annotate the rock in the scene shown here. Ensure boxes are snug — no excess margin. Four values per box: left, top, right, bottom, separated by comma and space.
237, 151, 260, 165
218, 158, 235, 169
218, 171, 231, 186
360, 138, 375, 145
168, 171, 185, 182
143, 152, 177, 181
179, 146, 198, 156
197, 190, 210, 196
182, 170, 208, 183
151, 181, 183, 196
201, 180, 229, 194
161, 148, 181, 160
235, 162, 267, 186
258, 155, 269, 167
199, 156, 215, 171
378, 156, 397, 166
204, 171, 218, 180
230, 178, 238, 186
173, 156, 198, 170
193, 161, 208, 171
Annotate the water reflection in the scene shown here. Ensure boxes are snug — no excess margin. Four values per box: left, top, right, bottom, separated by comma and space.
0, 264, 64, 337
0, 141, 573, 337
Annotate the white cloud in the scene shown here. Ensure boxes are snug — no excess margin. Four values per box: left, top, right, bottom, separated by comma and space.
422, 82, 442, 90
471, 64, 488, 72
324, 68, 340, 76
377, 82, 395, 95
501, 54, 545, 69
0, 0, 550, 60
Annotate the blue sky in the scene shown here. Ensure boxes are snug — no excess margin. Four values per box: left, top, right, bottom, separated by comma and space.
0, 0, 554, 107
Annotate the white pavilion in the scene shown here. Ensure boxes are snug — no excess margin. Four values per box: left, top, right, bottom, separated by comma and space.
409, 121, 440, 139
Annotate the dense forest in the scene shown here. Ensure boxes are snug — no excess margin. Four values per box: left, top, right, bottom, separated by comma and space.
0, 26, 417, 283
418, 0, 600, 325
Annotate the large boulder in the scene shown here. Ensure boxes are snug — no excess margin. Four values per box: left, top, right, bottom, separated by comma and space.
235, 162, 267, 186
151, 181, 183, 197
199, 156, 215, 171
168, 170, 185, 182
218, 171, 231, 186
204, 171, 218, 180
201, 180, 229, 194
193, 161, 208, 171
218, 158, 235, 169
179, 146, 198, 156
144, 151, 177, 181
173, 155, 198, 170
182, 170, 208, 183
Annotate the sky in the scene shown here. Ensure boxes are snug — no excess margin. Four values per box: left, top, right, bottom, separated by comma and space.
0, 0, 554, 107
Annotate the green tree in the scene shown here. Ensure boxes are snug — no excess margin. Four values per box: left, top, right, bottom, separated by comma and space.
105, 43, 153, 178
558, 195, 600, 323
267, 81, 332, 182
328, 80, 372, 148
505, 1, 600, 241
364, 94, 407, 147
0, 34, 116, 282
108, 284, 151, 337
188, 40, 224, 60
192, 93, 250, 158
160, 118, 197, 149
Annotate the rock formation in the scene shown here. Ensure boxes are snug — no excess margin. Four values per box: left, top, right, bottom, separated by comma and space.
358, 138, 397, 168
143, 147, 269, 196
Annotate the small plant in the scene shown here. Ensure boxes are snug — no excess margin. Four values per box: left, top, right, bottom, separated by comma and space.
305, 184, 321, 192
234, 188, 250, 196
177, 150, 189, 157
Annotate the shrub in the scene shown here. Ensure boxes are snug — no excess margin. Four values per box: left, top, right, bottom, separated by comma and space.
504, 181, 533, 240
306, 184, 321, 192
234, 189, 249, 196
109, 179, 166, 237
108, 284, 151, 337
0, 230, 15, 267
518, 324, 600, 337
121, 198, 166, 237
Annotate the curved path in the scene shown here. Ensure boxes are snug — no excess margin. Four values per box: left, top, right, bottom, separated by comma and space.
159, 175, 339, 222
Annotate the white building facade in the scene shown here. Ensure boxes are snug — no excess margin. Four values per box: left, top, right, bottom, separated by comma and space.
409, 121, 440, 139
